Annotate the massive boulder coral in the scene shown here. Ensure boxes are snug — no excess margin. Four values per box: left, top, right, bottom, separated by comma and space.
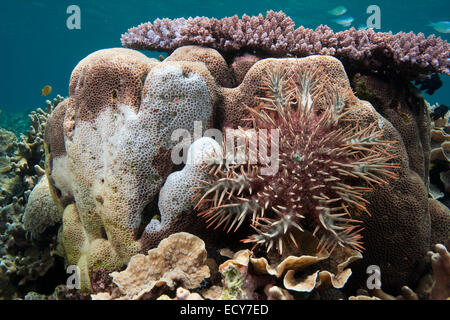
428, 107, 450, 204
45, 42, 448, 295
195, 56, 401, 255
44, 48, 217, 290
0, 97, 64, 299
190, 54, 436, 294
22, 175, 61, 235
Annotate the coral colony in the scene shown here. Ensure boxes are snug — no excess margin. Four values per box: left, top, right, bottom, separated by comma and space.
1, 10, 449, 300
121, 10, 449, 78
194, 62, 399, 255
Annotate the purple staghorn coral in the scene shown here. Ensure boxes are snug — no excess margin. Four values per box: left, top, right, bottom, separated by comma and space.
121, 10, 449, 79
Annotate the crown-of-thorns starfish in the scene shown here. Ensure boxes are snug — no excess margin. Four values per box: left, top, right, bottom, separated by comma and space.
193, 60, 399, 255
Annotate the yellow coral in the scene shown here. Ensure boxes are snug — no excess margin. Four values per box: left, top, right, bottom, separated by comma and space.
92, 232, 210, 300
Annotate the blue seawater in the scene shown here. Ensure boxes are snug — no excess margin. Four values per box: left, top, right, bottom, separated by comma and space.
1, 0, 449, 119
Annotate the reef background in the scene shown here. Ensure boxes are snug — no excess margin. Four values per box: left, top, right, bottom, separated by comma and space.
1, 0, 449, 126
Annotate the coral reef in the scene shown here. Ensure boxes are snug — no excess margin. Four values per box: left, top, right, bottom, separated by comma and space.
0, 128, 18, 205
91, 231, 363, 300
0, 96, 65, 299
157, 287, 204, 300
238, 231, 363, 298
41, 41, 449, 297
349, 244, 449, 300
1, 5, 449, 302
350, 73, 448, 294
194, 56, 399, 255
0, 110, 37, 138
24, 284, 90, 300
0, 97, 62, 207
216, 249, 267, 300
121, 10, 449, 79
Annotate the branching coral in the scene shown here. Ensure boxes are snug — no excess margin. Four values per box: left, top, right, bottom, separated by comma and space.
121, 10, 449, 79
194, 57, 399, 255
1, 96, 62, 207
0, 96, 64, 298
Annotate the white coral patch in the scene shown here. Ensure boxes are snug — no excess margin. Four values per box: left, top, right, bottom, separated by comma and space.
156, 138, 221, 231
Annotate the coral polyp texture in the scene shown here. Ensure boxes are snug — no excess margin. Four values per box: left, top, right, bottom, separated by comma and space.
44, 48, 216, 290
194, 57, 399, 255
121, 10, 450, 79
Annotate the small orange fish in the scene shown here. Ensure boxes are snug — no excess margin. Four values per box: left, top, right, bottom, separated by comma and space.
42, 85, 52, 96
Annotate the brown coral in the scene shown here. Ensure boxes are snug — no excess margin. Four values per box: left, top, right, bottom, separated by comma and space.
22, 175, 61, 235
428, 109, 450, 202
165, 46, 234, 88
350, 74, 439, 294
250, 246, 362, 294
68, 48, 157, 123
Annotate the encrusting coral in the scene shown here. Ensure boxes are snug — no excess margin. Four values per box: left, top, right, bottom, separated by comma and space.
231, 231, 363, 298
91, 232, 210, 300
43, 44, 449, 295
121, 10, 449, 79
